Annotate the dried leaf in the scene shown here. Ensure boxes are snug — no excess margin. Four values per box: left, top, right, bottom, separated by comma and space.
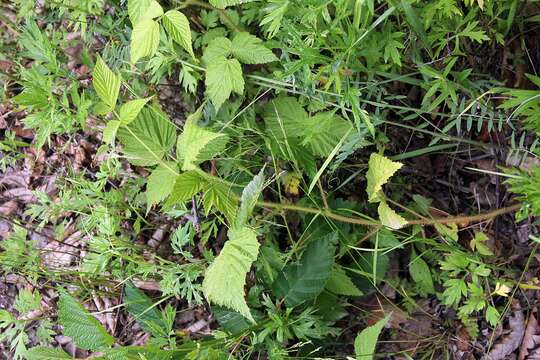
487, 300, 526, 360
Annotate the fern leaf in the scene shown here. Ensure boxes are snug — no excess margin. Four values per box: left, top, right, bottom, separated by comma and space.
273, 232, 336, 307
202, 227, 260, 322
57, 290, 114, 350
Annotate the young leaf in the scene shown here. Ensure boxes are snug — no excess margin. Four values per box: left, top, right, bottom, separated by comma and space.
24, 346, 72, 359
205, 56, 244, 111
93, 55, 121, 110
209, 0, 255, 9
176, 108, 229, 171
128, 0, 163, 25
162, 10, 195, 59
470, 231, 494, 256
202, 227, 260, 322
325, 266, 363, 296
365, 153, 402, 203
165, 171, 207, 206
103, 120, 120, 144
354, 315, 390, 359
146, 162, 178, 207
377, 200, 407, 230
231, 32, 278, 64
124, 283, 168, 338
235, 170, 265, 228
119, 97, 152, 125
408, 249, 435, 295
273, 232, 337, 307
117, 107, 176, 166
57, 290, 114, 350
130, 19, 160, 64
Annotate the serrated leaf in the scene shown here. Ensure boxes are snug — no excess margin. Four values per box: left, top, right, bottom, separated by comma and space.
203, 227, 260, 322
176, 108, 229, 171
103, 120, 120, 144
146, 162, 178, 207
231, 32, 277, 64
119, 97, 152, 125
409, 249, 435, 295
273, 233, 337, 307
470, 231, 493, 256
235, 170, 265, 228
205, 56, 244, 111
24, 346, 72, 359
301, 112, 353, 158
162, 10, 194, 59
264, 96, 309, 142
201, 37, 232, 64
203, 180, 238, 222
325, 266, 363, 296
93, 55, 120, 109
128, 0, 163, 25
130, 19, 160, 64
57, 290, 114, 350
117, 107, 176, 166
366, 153, 402, 203
124, 283, 168, 338
213, 307, 251, 334
354, 315, 390, 359
165, 171, 207, 206
377, 200, 407, 230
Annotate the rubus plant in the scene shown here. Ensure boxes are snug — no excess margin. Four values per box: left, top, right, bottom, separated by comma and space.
1, 0, 539, 359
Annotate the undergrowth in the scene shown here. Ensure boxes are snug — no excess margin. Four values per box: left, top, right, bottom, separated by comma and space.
0, 0, 539, 359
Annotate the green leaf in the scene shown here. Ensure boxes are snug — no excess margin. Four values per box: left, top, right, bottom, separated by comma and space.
24, 346, 72, 359
103, 120, 120, 144
57, 290, 114, 350
130, 19, 160, 64
301, 112, 353, 158
128, 0, 163, 25
146, 162, 178, 207
377, 200, 407, 230
93, 55, 121, 109
485, 305, 500, 327
209, 0, 255, 9
202, 37, 232, 65
213, 307, 251, 334
165, 171, 207, 206
117, 107, 176, 166
273, 233, 337, 307
354, 315, 390, 360
231, 32, 278, 64
205, 56, 244, 111
235, 170, 265, 228
408, 249, 435, 295
162, 10, 194, 59
365, 153, 402, 203
119, 97, 152, 125
203, 180, 238, 222
124, 283, 168, 338
442, 278, 467, 306
470, 232, 494, 256
176, 107, 229, 171
264, 96, 309, 143
203, 227, 260, 322
325, 266, 363, 296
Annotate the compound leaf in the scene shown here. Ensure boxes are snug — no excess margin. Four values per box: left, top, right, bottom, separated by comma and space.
205, 56, 244, 111
93, 55, 120, 110
162, 10, 194, 59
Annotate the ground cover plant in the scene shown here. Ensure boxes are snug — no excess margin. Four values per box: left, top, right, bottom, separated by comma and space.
0, 0, 539, 358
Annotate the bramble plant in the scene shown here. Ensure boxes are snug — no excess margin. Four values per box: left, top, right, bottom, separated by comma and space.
0, 0, 539, 359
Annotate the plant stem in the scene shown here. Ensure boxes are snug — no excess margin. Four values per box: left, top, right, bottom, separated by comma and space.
256, 201, 521, 228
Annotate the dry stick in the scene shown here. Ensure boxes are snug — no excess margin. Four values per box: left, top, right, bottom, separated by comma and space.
256, 201, 522, 228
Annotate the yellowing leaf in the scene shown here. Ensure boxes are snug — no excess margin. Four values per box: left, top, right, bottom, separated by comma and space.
162, 10, 194, 59
202, 227, 260, 322
377, 200, 407, 229
205, 56, 244, 110
492, 282, 511, 297
130, 19, 160, 64
366, 153, 402, 203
